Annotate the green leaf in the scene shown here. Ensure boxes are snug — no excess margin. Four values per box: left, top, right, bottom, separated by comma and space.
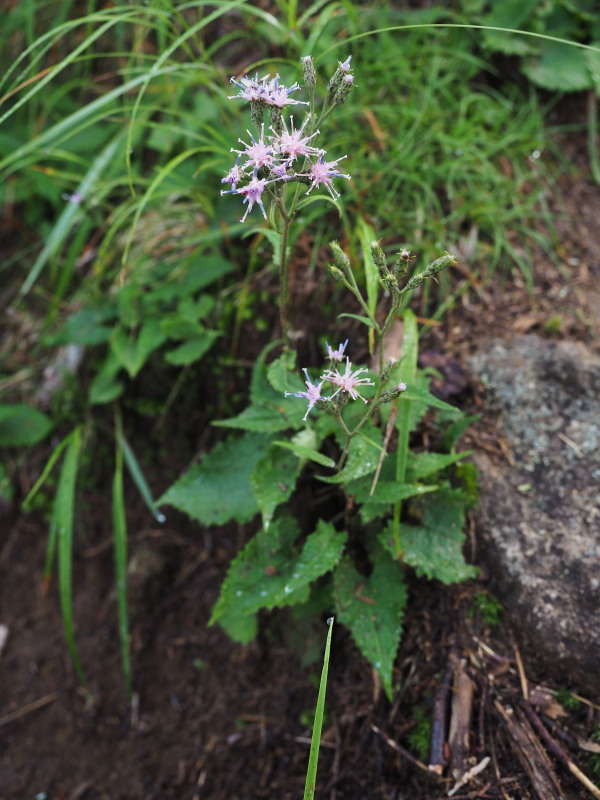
54, 427, 87, 685
45, 305, 115, 346
337, 312, 379, 330
251, 444, 300, 529
523, 40, 594, 91
356, 217, 379, 320
585, 42, 600, 93
333, 550, 408, 700
215, 401, 301, 433
346, 479, 439, 524
164, 332, 220, 365
158, 433, 268, 525
382, 489, 478, 584
319, 425, 383, 484
303, 618, 334, 800
210, 517, 347, 639
407, 450, 472, 481
273, 440, 336, 469
266, 350, 299, 393
401, 385, 459, 413
0, 404, 52, 446
110, 319, 167, 378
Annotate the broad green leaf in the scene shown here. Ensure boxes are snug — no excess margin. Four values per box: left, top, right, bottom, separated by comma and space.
251, 444, 300, 529
266, 350, 299, 393
164, 332, 220, 366
214, 402, 301, 433
318, 425, 383, 484
110, 319, 167, 378
45, 306, 115, 346
523, 40, 594, 91
585, 43, 600, 93
158, 433, 268, 525
381, 490, 478, 584
407, 450, 472, 481
346, 479, 439, 524
210, 518, 347, 638
333, 550, 408, 700
0, 404, 52, 446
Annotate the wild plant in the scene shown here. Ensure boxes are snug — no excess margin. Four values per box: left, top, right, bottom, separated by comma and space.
161, 56, 478, 699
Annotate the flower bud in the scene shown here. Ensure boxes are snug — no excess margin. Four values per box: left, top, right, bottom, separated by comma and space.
302, 56, 317, 89
378, 382, 408, 404
327, 55, 354, 105
329, 240, 351, 275
327, 264, 345, 282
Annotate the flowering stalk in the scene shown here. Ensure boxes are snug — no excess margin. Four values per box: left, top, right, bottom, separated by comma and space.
222, 58, 355, 342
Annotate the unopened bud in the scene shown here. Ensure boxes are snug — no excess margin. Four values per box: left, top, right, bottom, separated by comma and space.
327, 264, 345, 282
302, 55, 316, 89
370, 241, 387, 275
329, 240, 351, 275
327, 55, 354, 105
378, 382, 408, 404
393, 249, 411, 279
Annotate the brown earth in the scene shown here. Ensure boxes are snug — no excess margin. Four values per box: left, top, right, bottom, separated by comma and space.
1, 109, 600, 800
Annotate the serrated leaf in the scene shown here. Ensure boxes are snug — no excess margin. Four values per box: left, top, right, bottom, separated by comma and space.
407, 450, 472, 481
210, 517, 347, 636
346, 480, 439, 524
266, 350, 300, 393
251, 444, 300, 528
214, 401, 301, 433
333, 550, 408, 700
318, 425, 383, 484
0, 404, 52, 446
158, 433, 268, 524
381, 489, 478, 584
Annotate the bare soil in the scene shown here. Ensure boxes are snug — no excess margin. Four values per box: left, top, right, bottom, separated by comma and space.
1, 104, 599, 800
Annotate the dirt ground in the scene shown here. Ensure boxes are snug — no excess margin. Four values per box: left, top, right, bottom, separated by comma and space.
1, 102, 600, 800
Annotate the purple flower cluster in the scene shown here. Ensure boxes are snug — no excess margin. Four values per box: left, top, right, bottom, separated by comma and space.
222, 63, 353, 222
285, 341, 375, 421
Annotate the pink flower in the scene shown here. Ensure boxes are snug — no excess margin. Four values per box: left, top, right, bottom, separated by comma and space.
285, 369, 330, 421
325, 339, 348, 362
323, 357, 374, 403
221, 156, 245, 191
271, 116, 321, 162
232, 125, 275, 170
228, 73, 308, 108
297, 154, 350, 200
235, 171, 270, 222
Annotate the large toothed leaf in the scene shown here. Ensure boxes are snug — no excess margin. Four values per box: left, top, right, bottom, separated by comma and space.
333, 549, 408, 700
381, 488, 478, 585
210, 517, 347, 641
158, 433, 268, 525
251, 443, 300, 529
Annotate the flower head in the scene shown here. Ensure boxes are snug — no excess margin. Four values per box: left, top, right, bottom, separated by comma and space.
270, 116, 321, 162
285, 368, 330, 421
232, 125, 275, 170
229, 73, 308, 108
234, 171, 270, 222
297, 154, 350, 199
221, 155, 245, 191
323, 357, 375, 403
325, 339, 348, 362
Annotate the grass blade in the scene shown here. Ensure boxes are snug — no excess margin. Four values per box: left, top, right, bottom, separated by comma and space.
54, 426, 86, 684
392, 310, 418, 555
113, 410, 132, 696
303, 617, 334, 800
117, 428, 165, 524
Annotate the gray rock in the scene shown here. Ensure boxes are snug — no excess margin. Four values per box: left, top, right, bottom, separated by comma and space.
469, 335, 600, 697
